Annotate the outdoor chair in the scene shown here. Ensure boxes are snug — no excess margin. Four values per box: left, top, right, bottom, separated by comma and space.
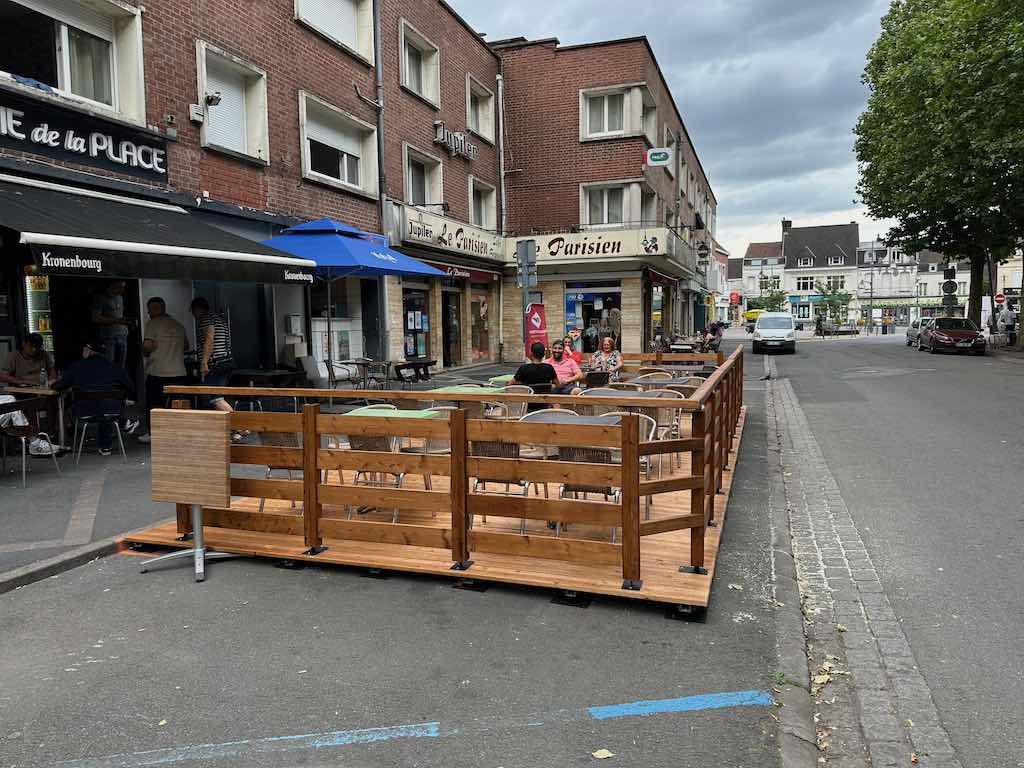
608, 382, 642, 391
0, 397, 60, 488
637, 367, 671, 376
638, 389, 685, 475
556, 444, 619, 539
399, 406, 455, 499
579, 387, 621, 417
469, 438, 530, 533
256, 430, 302, 513
349, 427, 404, 523
675, 376, 707, 387
600, 412, 657, 521
392, 363, 419, 389
666, 385, 698, 398
71, 388, 128, 465
484, 385, 532, 420
633, 371, 673, 384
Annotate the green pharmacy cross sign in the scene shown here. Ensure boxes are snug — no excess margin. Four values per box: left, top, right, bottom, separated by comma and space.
645, 148, 673, 167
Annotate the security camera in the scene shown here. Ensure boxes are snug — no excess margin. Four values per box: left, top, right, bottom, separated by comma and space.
204, 91, 222, 107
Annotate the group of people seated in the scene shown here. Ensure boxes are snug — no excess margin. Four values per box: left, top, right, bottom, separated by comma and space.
512, 335, 624, 396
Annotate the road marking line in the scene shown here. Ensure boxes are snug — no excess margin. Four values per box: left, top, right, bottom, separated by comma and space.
62, 472, 107, 546
51, 689, 772, 767
589, 688, 772, 720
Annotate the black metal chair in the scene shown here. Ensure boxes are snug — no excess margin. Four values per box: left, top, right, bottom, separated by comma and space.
0, 396, 60, 488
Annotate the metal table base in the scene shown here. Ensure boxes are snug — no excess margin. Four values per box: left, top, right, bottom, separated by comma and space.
140, 504, 241, 582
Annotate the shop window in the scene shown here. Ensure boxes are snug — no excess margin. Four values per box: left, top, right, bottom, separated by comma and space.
295, 0, 373, 63
466, 74, 494, 142
0, 0, 145, 120
402, 287, 431, 359
400, 19, 439, 106
300, 91, 377, 195
564, 285, 622, 353
470, 287, 491, 363
198, 42, 269, 162
585, 185, 624, 227
797, 304, 811, 319
469, 176, 496, 230
404, 143, 443, 208
584, 91, 624, 137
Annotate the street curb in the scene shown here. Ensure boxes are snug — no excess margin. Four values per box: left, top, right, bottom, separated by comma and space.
0, 536, 121, 596
768, 380, 820, 768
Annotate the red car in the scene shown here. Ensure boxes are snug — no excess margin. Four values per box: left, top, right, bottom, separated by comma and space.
917, 317, 987, 355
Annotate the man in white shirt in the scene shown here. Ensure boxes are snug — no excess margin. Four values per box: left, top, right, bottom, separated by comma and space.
998, 304, 1017, 345
137, 297, 187, 443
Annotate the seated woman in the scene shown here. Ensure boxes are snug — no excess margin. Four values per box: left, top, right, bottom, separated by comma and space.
589, 336, 623, 379
561, 335, 583, 365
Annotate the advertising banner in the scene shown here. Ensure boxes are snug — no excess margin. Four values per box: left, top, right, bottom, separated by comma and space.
524, 302, 549, 357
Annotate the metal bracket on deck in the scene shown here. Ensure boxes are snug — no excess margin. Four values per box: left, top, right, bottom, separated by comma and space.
666, 604, 706, 622
450, 559, 474, 571
362, 568, 388, 579
707, 520, 718, 527
552, 590, 592, 608
303, 546, 327, 556
678, 565, 708, 575
176, 533, 194, 542
452, 578, 488, 592
621, 578, 643, 591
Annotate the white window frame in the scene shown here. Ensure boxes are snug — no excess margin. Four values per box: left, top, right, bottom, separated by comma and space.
399, 18, 440, 108
797, 256, 813, 268
299, 90, 378, 198
0, 0, 146, 123
827, 255, 845, 266
465, 73, 495, 143
826, 275, 845, 291
581, 87, 627, 139
796, 304, 811, 319
403, 142, 443, 209
468, 175, 496, 230
583, 183, 626, 227
196, 41, 269, 163
294, 0, 374, 64
796, 276, 815, 292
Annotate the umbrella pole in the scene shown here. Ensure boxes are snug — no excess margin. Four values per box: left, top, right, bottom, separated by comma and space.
326, 275, 334, 383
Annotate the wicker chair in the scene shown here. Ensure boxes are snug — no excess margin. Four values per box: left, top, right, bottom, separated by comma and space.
257, 430, 302, 514
633, 371, 673, 384
637, 389, 685, 476
470, 438, 529, 533
556, 444, 619, 539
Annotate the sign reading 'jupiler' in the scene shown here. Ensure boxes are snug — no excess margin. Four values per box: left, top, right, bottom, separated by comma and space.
433, 121, 477, 161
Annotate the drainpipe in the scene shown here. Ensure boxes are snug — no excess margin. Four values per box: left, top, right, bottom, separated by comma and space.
496, 71, 508, 359
372, 0, 390, 359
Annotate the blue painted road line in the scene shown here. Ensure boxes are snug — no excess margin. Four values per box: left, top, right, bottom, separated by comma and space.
54, 722, 440, 768
51, 689, 773, 767
588, 689, 774, 720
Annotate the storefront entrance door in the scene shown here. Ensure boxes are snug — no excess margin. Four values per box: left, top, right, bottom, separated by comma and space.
442, 292, 462, 367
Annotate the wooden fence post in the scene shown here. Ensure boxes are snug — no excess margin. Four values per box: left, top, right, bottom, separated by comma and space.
449, 409, 471, 570
302, 403, 324, 554
620, 413, 642, 590
682, 408, 707, 574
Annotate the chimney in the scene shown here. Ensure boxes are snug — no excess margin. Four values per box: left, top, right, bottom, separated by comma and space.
782, 219, 792, 232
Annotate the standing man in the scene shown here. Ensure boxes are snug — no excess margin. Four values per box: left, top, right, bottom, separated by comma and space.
92, 280, 132, 369
544, 339, 585, 395
1, 333, 55, 385
999, 303, 1017, 346
190, 297, 236, 421
136, 297, 188, 444
53, 341, 134, 456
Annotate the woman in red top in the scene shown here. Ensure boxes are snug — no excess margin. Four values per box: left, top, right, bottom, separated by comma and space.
562, 335, 583, 365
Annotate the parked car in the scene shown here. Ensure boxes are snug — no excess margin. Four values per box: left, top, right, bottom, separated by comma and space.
752, 312, 797, 354
906, 318, 934, 346
917, 317, 987, 355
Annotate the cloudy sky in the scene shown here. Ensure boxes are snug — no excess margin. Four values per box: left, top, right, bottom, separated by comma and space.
449, 0, 896, 259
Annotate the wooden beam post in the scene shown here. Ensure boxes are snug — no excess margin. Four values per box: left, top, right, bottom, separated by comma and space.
449, 408, 472, 570
706, 391, 718, 525
302, 403, 324, 554
682, 409, 707, 574
620, 413, 642, 590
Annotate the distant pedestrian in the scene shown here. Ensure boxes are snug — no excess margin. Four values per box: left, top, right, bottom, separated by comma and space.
815, 314, 824, 339
999, 304, 1017, 345
92, 280, 133, 369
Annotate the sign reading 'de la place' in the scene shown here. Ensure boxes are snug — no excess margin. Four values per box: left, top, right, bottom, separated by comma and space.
403, 208, 503, 260
0, 88, 168, 182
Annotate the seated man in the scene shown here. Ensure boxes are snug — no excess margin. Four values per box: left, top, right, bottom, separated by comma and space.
53, 341, 135, 456
544, 339, 585, 395
1, 333, 55, 386
513, 342, 558, 411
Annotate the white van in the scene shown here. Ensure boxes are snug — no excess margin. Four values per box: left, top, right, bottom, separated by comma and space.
752, 312, 797, 354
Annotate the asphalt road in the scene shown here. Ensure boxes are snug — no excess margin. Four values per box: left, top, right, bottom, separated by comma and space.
0, 355, 780, 768
770, 334, 1024, 768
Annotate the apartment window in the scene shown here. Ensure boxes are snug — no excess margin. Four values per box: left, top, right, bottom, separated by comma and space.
400, 19, 439, 106
797, 304, 811, 319
641, 190, 657, 226
748, 260, 763, 267
759, 276, 780, 291
664, 128, 677, 177
826, 275, 845, 291
862, 251, 875, 263
585, 185, 624, 226
404, 144, 442, 208
466, 74, 494, 142
828, 255, 845, 266
469, 176, 496, 229
958, 281, 967, 296
797, 257, 813, 268
916, 283, 927, 297
585, 92, 625, 137
665, 206, 676, 231
642, 100, 657, 144
0, 0, 145, 119
198, 42, 269, 161
300, 92, 377, 195
295, 0, 373, 62
796, 277, 815, 291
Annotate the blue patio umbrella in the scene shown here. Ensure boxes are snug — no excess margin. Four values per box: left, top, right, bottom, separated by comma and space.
263, 218, 445, 367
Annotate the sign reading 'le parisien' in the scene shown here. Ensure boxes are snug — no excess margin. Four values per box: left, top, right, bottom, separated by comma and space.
0, 89, 168, 182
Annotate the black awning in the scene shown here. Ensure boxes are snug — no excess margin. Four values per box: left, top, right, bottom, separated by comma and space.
0, 177, 316, 284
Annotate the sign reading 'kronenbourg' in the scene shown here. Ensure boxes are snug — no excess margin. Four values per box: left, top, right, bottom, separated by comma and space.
511, 229, 669, 260
433, 121, 478, 160
0, 90, 168, 181
283, 270, 314, 282
40, 250, 102, 272
403, 208, 503, 260
645, 147, 674, 167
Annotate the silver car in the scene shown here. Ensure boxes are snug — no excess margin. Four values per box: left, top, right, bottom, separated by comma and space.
906, 318, 934, 346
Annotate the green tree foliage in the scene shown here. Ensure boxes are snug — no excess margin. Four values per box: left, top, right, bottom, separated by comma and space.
814, 282, 853, 323
747, 290, 788, 312
854, 0, 1024, 324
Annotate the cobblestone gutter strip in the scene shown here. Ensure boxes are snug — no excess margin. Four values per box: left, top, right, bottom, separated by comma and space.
767, 376, 963, 768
